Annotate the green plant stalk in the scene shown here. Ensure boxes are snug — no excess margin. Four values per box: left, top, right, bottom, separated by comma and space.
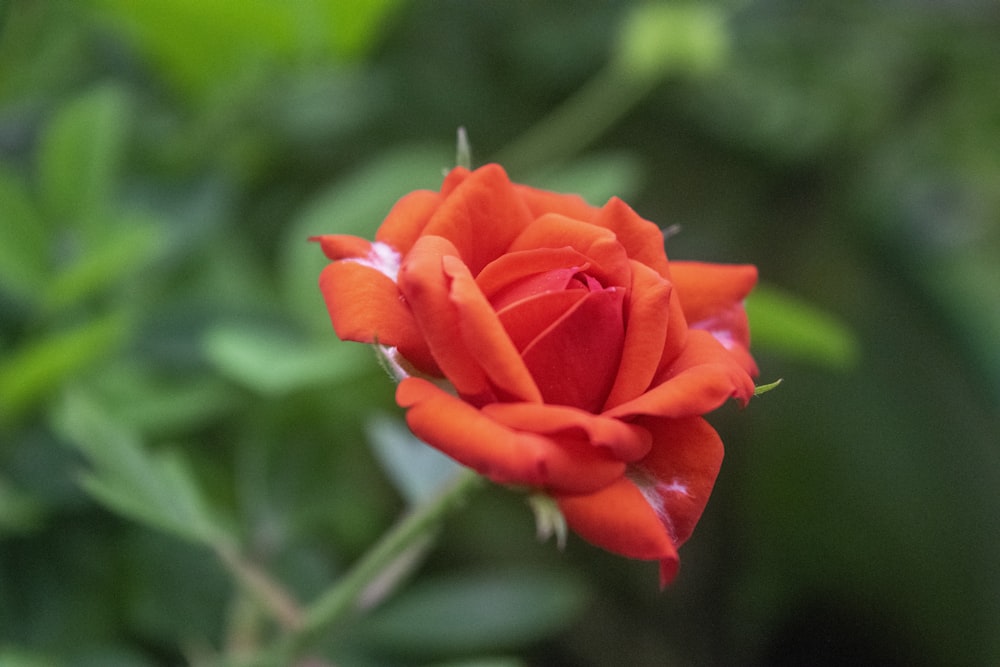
235, 468, 485, 666
492, 62, 657, 173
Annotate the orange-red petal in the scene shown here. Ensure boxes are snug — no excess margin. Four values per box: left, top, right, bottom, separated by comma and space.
593, 197, 672, 279
508, 213, 632, 288
603, 260, 673, 410
397, 378, 625, 493
443, 255, 542, 403
669, 261, 757, 323
318, 261, 417, 346
476, 247, 594, 304
312, 234, 372, 261
421, 164, 534, 275
556, 476, 679, 568
513, 183, 599, 222
375, 189, 443, 256
605, 330, 755, 419
397, 236, 493, 402
481, 402, 652, 462
632, 416, 724, 548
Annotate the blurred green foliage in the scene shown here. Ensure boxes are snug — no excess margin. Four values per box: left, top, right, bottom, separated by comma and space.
1, 1, 999, 665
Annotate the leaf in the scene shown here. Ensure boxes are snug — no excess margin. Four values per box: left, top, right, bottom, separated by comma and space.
0, 476, 46, 534
203, 323, 369, 395
746, 284, 860, 369
0, 314, 129, 427
92, 0, 402, 97
367, 415, 463, 506
53, 391, 232, 546
0, 648, 62, 667
360, 568, 589, 658
0, 166, 48, 301
37, 84, 130, 233
42, 215, 163, 312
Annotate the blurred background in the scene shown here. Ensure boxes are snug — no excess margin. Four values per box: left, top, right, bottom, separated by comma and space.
1, 1, 999, 665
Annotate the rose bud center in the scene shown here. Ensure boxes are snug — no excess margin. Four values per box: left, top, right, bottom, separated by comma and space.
491, 266, 626, 413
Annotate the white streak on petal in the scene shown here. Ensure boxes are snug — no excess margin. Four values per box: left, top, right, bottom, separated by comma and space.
350, 241, 400, 282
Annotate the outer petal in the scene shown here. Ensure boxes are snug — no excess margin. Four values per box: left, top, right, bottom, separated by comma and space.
603, 260, 673, 410
670, 261, 758, 376
421, 164, 534, 275
313, 234, 372, 261
481, 402, 652, 462
508, 214, 632, 288
375, 190, 443, 256
397, 378, 625, 493
593, 198, 672, 279
319, 261, 417, 346
669, 261, 757, 323
630, 416, 724, 548
556, 476, 679, 583
443, 255, 542, 403
513, 183, 599, 222
605, 330, 755, 420
398, 236, 492, 402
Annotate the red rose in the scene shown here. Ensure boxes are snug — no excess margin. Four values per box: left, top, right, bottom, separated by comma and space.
314, 164, 757, 584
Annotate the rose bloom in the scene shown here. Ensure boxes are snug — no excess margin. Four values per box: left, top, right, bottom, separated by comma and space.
314, 164, 757, 585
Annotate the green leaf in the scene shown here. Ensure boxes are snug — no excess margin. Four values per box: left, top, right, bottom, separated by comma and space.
754, 378, 784, 397
360, 568, 589, 658
367, 415, 463, 506
53, 391, 232, 546
0, 314, 129, 427
0, 166, 47, 301
0, 648, 62, 667
203, 323, 369, 396
38, 84, 130, 232
746, 284, 860, 370
92, 0, 402, 97
0, 476, 46, 534
43, 215, 163, 312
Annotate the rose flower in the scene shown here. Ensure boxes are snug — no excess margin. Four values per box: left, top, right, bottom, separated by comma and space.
314, 164, 757, 584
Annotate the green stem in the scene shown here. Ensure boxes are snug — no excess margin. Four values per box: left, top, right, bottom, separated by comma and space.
492, 62, 657, 173
233, 468, 484, 666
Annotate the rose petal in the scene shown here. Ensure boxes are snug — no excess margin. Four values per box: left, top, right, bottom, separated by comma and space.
481, 402, 652, 462
593, 198, 672, 279
670, 261, 758, 376
443, 255, 543, 404
631, 416, 724, 548
669, 261, 757, 323
556, 476, 679, 579
421, 164, 534, 275
318, 260, 421, 349
513, 184, 599, 222
476, 247, 594, 303
521, 286, 626, 413
312, 234, 372, 261
397, 377, 625, 493
375, 189, 443, 256
498, 289, 587, 351
603, 260, 673, 410
605, 330, 755, 419
398, 236, 493, 403
508, 213, 632, 288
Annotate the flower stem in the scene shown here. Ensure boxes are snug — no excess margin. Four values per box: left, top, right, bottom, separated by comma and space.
233, 468, 484, 666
